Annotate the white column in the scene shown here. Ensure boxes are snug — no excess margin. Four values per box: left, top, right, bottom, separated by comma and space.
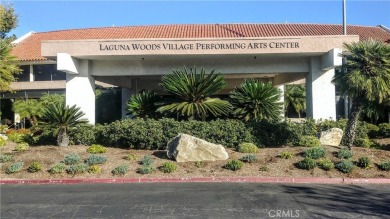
29, 65, 34, 82
65, 59, 95, 124
121, 88, 133, 119
277, 84, 285, 119
306, 57, 336, 120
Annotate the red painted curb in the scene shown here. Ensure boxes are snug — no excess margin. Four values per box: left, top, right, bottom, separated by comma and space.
2, 176, 388, 185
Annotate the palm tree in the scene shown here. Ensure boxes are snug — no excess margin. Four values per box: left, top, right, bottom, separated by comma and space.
332, 39, 390, 148
0, 38, 20, 92
40, 103, 88, 146
284, 84, 306, 118
229, 80, 283, 121
127, 90, 161, 119
13, 99, 44, 126
158, 67, 232, 120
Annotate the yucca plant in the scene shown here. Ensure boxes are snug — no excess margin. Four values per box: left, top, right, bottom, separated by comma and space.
332, 40, 390, 148
158, 67, 232, 120
40, 103, 88, 146
230, 80, 283, 121
127, 90, 161, 119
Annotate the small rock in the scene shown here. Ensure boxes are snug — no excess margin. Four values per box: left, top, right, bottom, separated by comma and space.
167, 134, 229, 162
319, 128, 343, 146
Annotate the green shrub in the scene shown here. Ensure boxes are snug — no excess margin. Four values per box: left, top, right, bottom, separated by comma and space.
86, 144, 107, 154
224, 160, 244, 171
140, 155, 154, 166
27, 161, 42, 173
354, 138, 372, 148
138, 166, 155, 174
337, 148, 353, 159
248, 120, 294, 147
295, 135, 321, 147
304, 147, 326, 159
85, 155, 107, 165
357, 157, 371, 168
66, 163, 88, 175
15, 142, 29, 152
112, 164, 129, 175
366, 123, 379, 138
88, 165, 101, 174
160, 162, 177, 173
64, 153, 81, 165
0, 137, 6, 147
49, 163, 66, 174
240, 154, 257, 163
377, 123, 390, 138
123, 154, 138, 161
194, 161, 205, 168
297, 157, 317, 170
378, 161, 390, 171
335, 160, 354, 173
6, 161, 24, 174
280, 151, 294, 159
0, 154, 12, 163
237, 142, 258, 153
7, 132, 24, 143
318, 159, 334, 171
68, 124, 96, 145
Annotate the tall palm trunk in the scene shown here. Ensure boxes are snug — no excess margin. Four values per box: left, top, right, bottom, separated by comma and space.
57, 128, 69, 147
341, 98, 364, 149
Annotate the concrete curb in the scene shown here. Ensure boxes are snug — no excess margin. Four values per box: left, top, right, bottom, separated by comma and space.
1, 177, 389, 185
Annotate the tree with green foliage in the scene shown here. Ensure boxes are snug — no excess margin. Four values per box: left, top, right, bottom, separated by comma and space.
0, 2, 19, 92
229, 80, 283, 121
158, 67, 232, 121
39, 93, 65, 107
127, 90, 161, 119
332, 40, 390, 148
12, 99, 43, 126
40, 103, 88, 146
284, 84, 306, 118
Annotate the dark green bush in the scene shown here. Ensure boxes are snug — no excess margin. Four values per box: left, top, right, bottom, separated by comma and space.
247, 120, 293, 147
318, 159, 334, 171
297, 157, 317, 170
68, 124, 96, 145
160, 162, 177, 173
27, 161, 42, 173
86, 144, 107, 154
377, 123, 390, 138
240, 154, 257, 163
304, 147, 326, 159
354, 138, 373, 148
337, 148, 353, 159
237, 142, 258, 153
49, 163, 66, 174
357, 157, 371, 168
66, 163, 88, 175
295, 135, 321, 147
335, 160, 354, 173
224, 160, 243, 171
85, 155, 107, 166
366, 123, 379, 138
378, 161, 390, 171
0, 154, 12, 163
6, 161, 24, 174
112, 164, 129, 176
64, 153, 81, 165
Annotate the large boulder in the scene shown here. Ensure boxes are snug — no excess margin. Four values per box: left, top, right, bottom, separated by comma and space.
319, 128, 343, 146
167, 134, 229, 162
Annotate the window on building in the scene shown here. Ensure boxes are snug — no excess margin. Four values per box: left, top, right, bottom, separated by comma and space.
17, 65, 30, 82
33, 64, 66, 81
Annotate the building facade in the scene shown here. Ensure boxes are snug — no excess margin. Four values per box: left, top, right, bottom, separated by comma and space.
5, 24, 390, 125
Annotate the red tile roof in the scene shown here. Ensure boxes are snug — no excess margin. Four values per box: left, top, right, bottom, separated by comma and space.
11, 23, 390, 61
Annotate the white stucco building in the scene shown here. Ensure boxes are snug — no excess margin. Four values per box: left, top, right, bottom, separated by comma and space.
6, 24, 390, 124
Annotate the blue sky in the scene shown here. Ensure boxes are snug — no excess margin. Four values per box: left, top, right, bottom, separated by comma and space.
10, 0, 390, 38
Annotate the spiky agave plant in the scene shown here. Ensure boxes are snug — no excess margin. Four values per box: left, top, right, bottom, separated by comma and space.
230, 80, 283, 121
158, 67, 232, 120
41, 103, 88, 146
127, 90, 161, 119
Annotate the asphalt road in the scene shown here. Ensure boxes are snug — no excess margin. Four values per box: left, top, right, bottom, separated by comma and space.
1, 183, 389, 218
